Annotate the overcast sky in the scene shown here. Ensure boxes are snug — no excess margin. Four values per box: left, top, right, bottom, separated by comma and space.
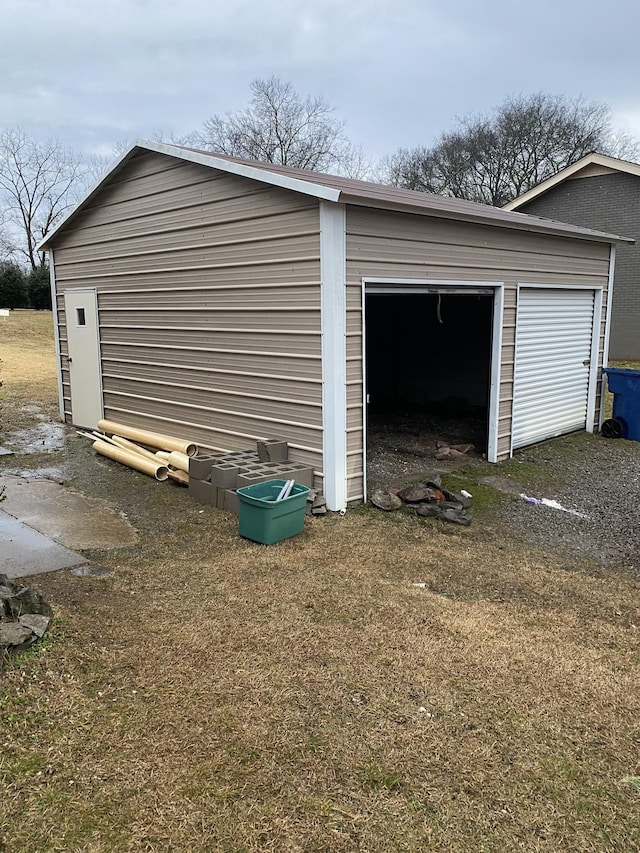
3, 0, 640, 165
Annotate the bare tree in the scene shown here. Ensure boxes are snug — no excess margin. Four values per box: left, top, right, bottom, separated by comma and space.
384, 94, 640, 207
0, 128, 87, 270
337, 142, 377, 180
0, 209, 15, 263
194, 77, 350, 172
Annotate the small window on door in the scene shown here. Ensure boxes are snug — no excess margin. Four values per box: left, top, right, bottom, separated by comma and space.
76, 307, 86, 326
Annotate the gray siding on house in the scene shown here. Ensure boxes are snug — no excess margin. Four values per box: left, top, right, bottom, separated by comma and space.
51, 151, 325, 482
345, 206, 611, 501
516, 172, 640, 359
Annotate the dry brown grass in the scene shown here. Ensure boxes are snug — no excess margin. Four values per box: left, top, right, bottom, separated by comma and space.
1, 312, 639, 852
0, 310, 59, 434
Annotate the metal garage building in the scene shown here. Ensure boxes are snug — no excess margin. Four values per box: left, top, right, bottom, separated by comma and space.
38, 141, 630, 510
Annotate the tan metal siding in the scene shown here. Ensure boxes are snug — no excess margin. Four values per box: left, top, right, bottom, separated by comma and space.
346, 207, 611, 501
50, 152, 324, 484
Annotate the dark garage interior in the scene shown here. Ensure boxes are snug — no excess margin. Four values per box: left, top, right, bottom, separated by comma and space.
365, 290, 494, 489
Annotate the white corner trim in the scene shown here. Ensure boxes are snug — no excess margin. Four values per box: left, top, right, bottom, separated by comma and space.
600, 245, 616, 429
48, 249, 65, 422
586, 287, 604, 433
320, 201, 347, 511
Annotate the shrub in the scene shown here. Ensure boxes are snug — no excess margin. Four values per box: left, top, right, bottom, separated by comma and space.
0, 262, 28, 309
27, 266, 52, 310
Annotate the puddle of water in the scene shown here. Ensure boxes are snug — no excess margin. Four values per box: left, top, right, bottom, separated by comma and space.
5, 423, 66, 454
71, 565, 114, 577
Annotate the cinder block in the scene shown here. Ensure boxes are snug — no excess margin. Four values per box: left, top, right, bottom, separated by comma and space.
189, 454, 218, 481
188, 478, 217, 506
257, 438, 288, 463
224, 489, 240, 514
229, 450, 260, 462
236, 471, 281, 488
216, 486, 226, 509
211, 454, 234, 465
240, 462, 265, 473
211, 463, 241, 489
282, 464, 314, 488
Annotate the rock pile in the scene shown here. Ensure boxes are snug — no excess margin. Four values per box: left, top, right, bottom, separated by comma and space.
371, 477, 472, 525
0, 574, 52, 667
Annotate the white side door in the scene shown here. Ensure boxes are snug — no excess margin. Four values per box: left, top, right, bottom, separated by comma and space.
64, 289, 103, 428
512, 287, 597, 450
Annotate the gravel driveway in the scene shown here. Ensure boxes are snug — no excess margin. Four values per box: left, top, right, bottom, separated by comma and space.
367, 421, 640, 577
489, 432, 640, 575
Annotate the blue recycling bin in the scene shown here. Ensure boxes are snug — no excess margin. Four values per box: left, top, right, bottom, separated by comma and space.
602, 367, 640, 441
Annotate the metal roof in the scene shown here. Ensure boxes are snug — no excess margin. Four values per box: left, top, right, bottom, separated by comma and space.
37, 140, 634, 251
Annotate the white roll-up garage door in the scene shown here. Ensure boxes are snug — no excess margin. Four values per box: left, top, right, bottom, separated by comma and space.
512, 288, 596, 449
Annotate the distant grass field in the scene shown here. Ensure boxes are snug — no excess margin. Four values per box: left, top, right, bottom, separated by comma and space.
0, 309, 58, 435
1, 310, 639, 852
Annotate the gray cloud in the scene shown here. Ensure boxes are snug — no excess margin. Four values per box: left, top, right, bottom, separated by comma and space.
2, 0, 639, 162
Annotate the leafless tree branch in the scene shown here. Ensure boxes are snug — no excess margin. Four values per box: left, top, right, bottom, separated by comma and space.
0, 128, 87, 269
194, 77, 351, 173
383, 93, 640, 206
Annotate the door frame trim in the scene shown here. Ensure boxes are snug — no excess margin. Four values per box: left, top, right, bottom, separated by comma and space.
511, 283, 603, 455
362, 278, 504, 500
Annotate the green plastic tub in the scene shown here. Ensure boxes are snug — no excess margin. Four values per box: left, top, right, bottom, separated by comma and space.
236, 479, 311, 545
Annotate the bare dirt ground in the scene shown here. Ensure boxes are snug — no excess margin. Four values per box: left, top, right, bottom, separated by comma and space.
1, 312, 639, 852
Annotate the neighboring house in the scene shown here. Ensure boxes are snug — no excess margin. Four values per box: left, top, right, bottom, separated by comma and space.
37, 142, 629, 510
504, 152, 639, 360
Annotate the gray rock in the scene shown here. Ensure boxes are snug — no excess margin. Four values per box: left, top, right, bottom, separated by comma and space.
18, 613, 51, 638
0, 584, 16, 601
371, 490, 403, 511
398, 485, 432, 503
13, 587, 52, 618
416, 503, 472, 526
2, 594, 19, 619
0, 621, 33, 647
416, 504, 441, 518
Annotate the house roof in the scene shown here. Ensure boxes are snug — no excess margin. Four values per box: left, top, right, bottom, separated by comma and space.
37, 141, 634, 251
503, 152, 640, 212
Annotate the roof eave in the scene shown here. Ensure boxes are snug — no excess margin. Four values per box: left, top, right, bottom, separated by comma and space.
37, 139, 342, 251
142, 141, 341, 203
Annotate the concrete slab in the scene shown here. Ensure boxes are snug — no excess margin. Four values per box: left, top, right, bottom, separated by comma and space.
0, 510, 86, 578
0, 476, 138, 550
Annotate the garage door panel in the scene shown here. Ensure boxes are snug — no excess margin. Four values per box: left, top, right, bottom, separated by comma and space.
512, 288, 595, 449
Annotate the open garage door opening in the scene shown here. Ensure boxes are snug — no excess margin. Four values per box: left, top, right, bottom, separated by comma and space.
364, 288, 495, 494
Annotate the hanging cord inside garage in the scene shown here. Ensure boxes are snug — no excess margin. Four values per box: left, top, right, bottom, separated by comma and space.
437, 293, 443, 324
